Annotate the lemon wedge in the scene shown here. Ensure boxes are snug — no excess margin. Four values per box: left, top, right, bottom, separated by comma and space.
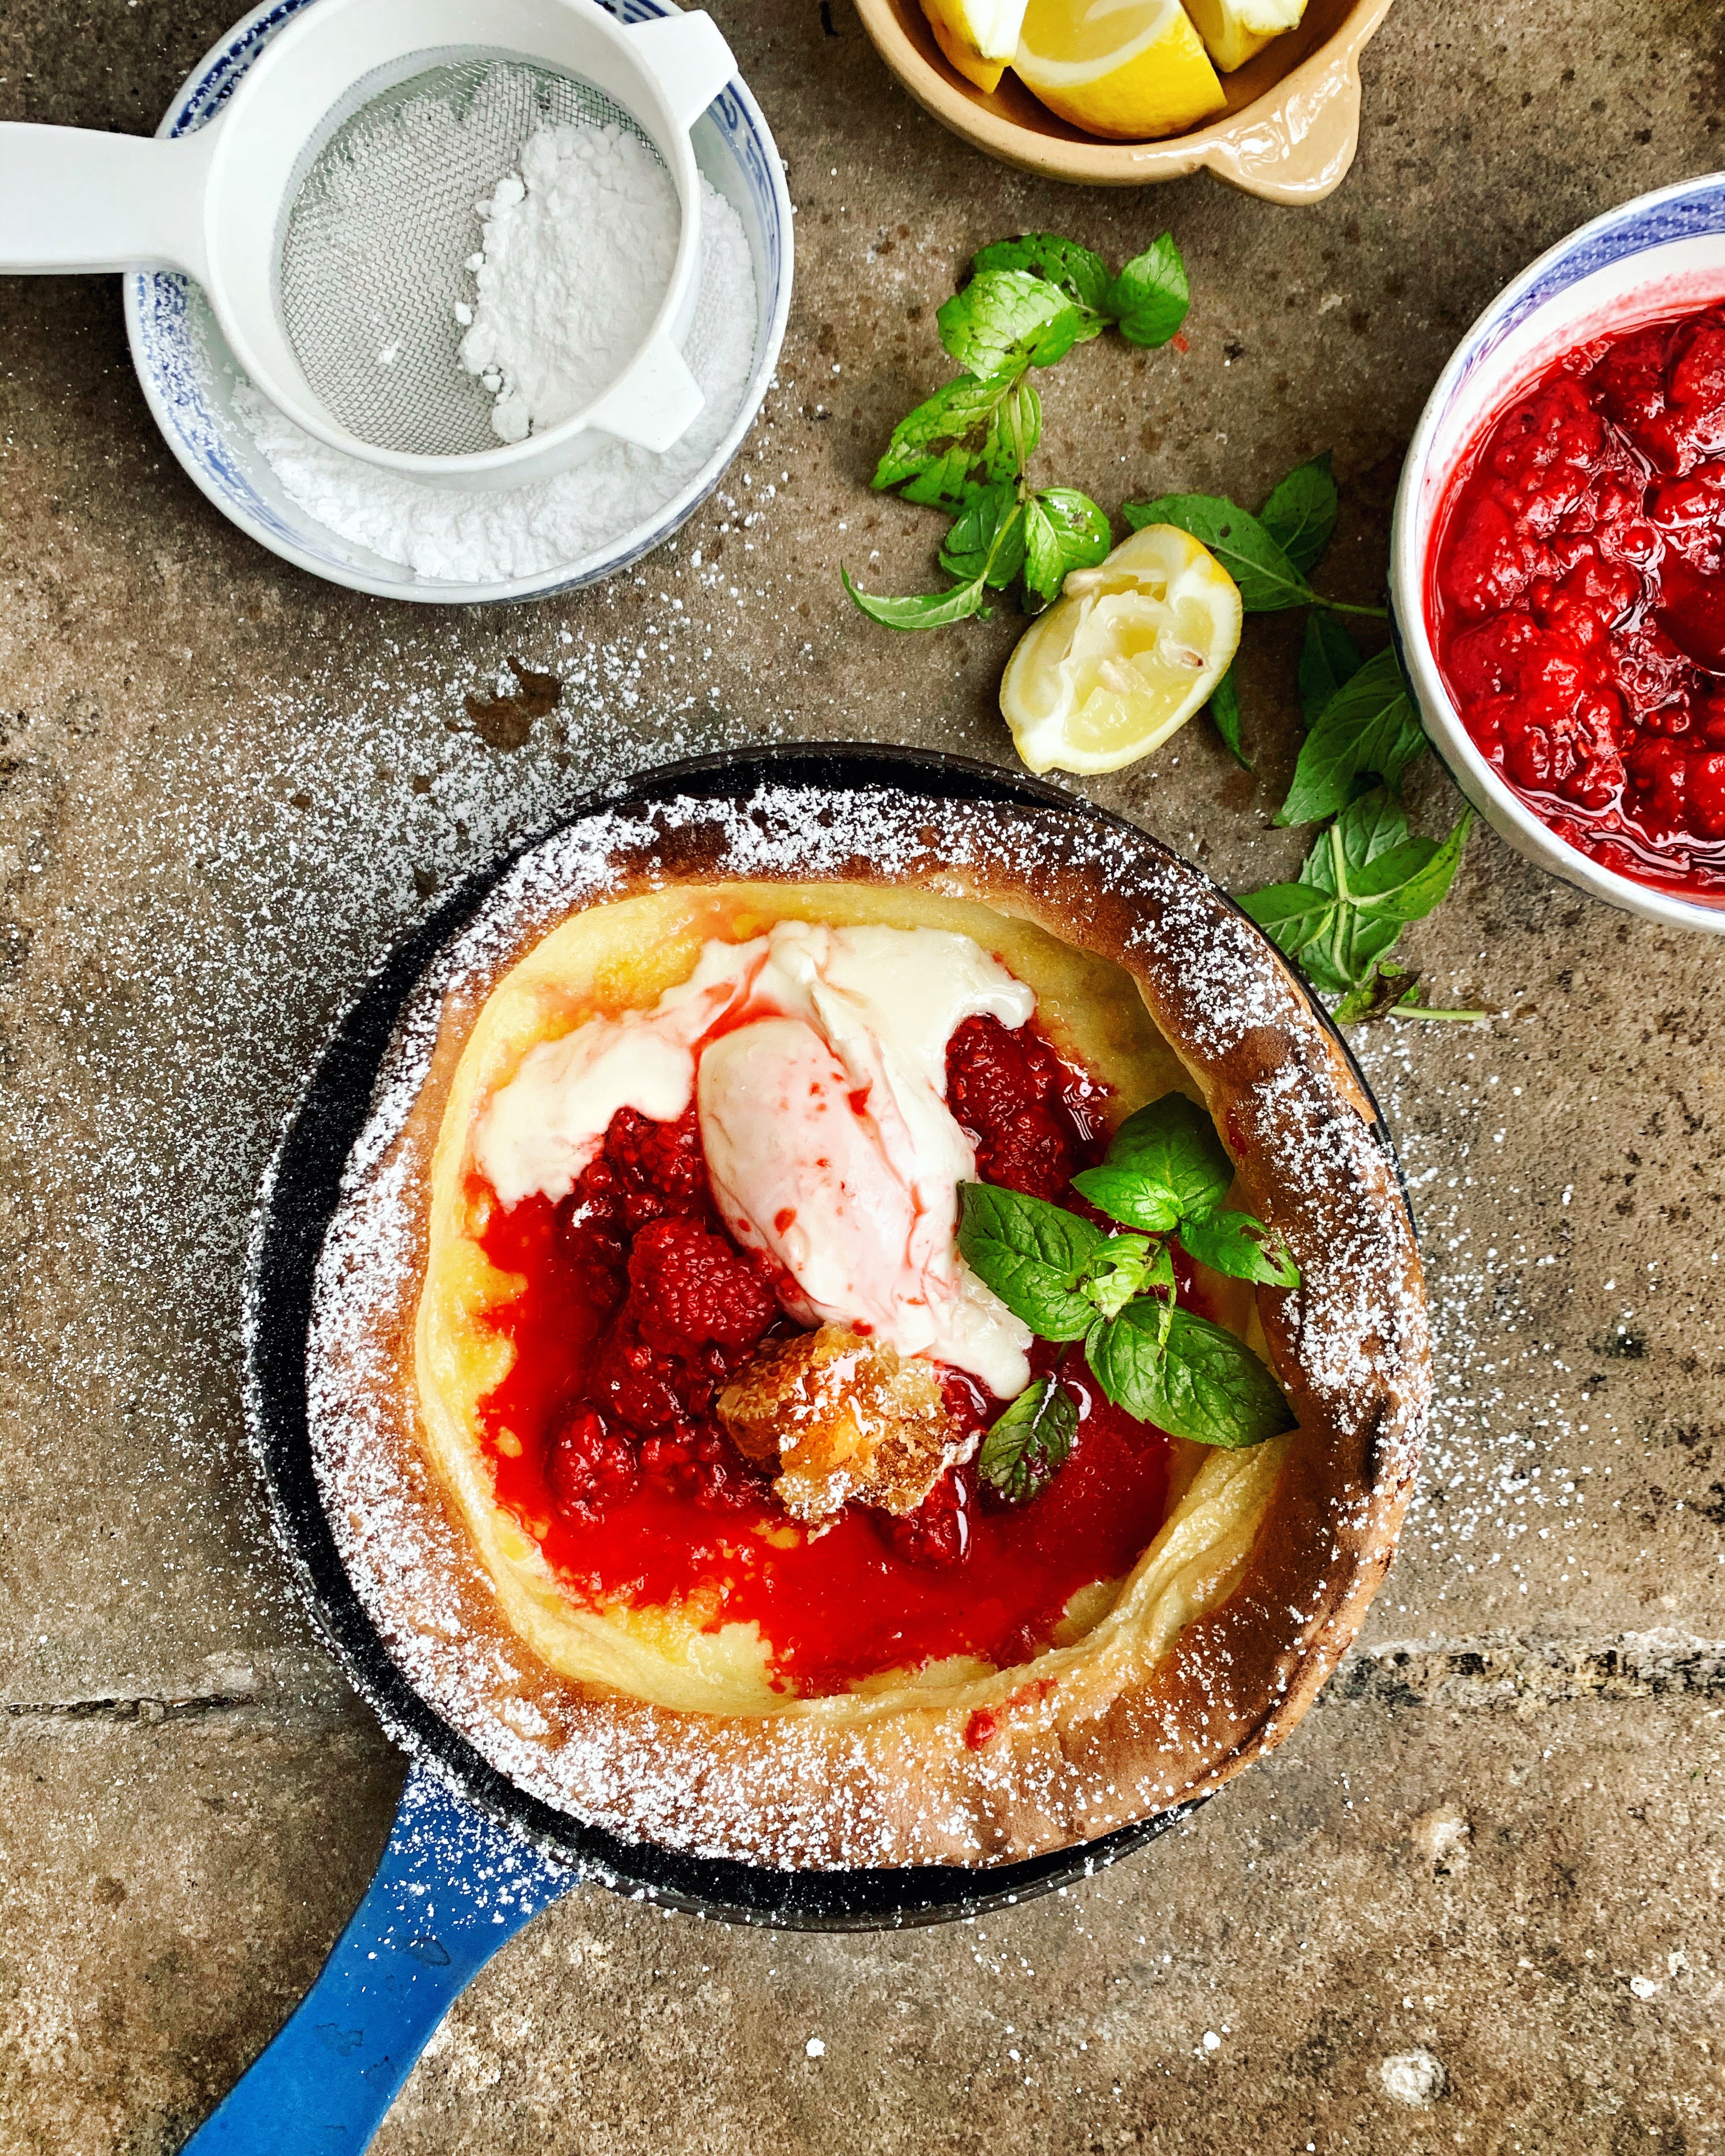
918, 0, 1029, 92
1011, 0, 1226, 140
999, 523, 1242, 775
1182, 0, 1306, 71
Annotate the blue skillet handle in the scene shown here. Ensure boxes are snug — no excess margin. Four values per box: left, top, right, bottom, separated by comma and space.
179, 1762, 581, 2154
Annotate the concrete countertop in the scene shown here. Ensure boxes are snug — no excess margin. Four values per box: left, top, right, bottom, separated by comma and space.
2, 1, 1722, 2147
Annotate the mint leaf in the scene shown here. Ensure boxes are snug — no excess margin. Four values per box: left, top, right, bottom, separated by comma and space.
1023, 487, 1111, 609
1354, 805, 1473, 922
1124, 493, 1315, 613
1177, 1209, 1299, 1289
1301, 785, 1410, 891
1275, 647, 1428, 826
940, 484, 1026, 589
1286, 805, 1411, 992
1069, 1162, 1181, 1235
1073, 1093, 1234, 1231
956, 1183, 1106, 1339
1075, 1233, 1172, 1323
1107, 233, 1189, 348
1260, 452, 1338, 576
978, 1377, 1079, 1503
872, 372, 1022, 510
1297, 610, 1362, 726
1209, 668, 1250, 769
1237, 880, 1339, 970
938, 270, 1080, 376
841, 565, 988, 631
970, 233, 1112, 338
1089, 1303, 1294, 1448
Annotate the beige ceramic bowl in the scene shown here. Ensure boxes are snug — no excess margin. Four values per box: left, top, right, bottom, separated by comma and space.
852, 0, 1394, 201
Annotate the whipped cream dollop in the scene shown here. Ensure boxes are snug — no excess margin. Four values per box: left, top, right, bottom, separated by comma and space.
472, 921, 1037, 1396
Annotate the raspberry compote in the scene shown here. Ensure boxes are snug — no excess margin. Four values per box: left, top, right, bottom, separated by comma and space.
473, 1011, 1181, 1697
1429, 300, 1725, 897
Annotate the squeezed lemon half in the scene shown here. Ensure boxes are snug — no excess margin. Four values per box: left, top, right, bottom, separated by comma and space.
1182, 0, 1307, 72
918, 0, 1030, 92
999, 522, 1242, 776
1012, 0, 1226, 140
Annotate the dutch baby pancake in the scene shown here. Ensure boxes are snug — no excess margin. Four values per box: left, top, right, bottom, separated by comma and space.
309, 774, 1428, 1867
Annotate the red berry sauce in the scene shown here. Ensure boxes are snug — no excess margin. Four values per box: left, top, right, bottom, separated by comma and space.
1429, 300, 1725, 896
473, 1010, 1181, 1697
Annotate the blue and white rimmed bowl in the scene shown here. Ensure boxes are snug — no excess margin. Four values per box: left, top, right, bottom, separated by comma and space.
1390, 173, 1725, 934
124, 0, 792, 606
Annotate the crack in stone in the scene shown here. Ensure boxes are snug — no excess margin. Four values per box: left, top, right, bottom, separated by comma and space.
6, 1691, 261, 1724
6, 1632, 1723, 1730
1333, 1630, 1725, 1710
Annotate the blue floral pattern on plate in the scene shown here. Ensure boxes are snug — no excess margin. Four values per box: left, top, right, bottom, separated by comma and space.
1443, 176, 1725, 413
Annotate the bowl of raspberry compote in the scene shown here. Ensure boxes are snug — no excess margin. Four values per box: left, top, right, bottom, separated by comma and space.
1392, 173, 1725, 930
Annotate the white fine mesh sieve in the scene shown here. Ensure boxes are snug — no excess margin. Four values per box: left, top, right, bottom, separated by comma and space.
276, 58, 661, 457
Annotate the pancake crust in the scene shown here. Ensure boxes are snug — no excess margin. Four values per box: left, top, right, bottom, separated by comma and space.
308, 782, 1430, 1868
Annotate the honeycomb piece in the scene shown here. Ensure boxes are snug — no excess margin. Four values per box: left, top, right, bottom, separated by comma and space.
718, 1325, 969, 1523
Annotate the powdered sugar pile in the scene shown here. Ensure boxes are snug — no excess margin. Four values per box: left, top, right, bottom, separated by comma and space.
235, 172, 756, 585
458, 120, 680, 445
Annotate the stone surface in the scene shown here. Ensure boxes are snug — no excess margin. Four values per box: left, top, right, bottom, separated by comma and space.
2, 0, 1723, 2149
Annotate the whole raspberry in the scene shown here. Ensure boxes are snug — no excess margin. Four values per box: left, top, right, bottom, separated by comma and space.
627, 1217, 781, 1352
547, 1408, 638, 1522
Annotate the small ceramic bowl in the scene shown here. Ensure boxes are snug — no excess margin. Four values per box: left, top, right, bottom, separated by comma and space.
123, 0, 792, 605
1390, 173, 1725, 937
851, 0, 1391, 201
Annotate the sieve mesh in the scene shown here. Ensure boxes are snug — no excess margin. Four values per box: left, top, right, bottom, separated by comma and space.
277, 58, 659, 459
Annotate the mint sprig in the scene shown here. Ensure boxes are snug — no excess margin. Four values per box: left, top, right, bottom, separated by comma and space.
1072, 1093, 1233, 1230
961, 1094, 1299, 1468
1136, 448, 1479, 1018
1242, 788, 1474, 1003
1123, 455, 1380, 621
844, 230, 1189, 630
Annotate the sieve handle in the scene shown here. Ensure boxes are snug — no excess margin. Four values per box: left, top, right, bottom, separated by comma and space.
0, 121, 217, 279
585, 332, 706, 454
625, 9, 738, 130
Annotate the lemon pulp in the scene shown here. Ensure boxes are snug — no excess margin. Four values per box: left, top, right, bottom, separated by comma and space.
918, 0, 1030, 91
1012, 0, 1226, 140
1183, 0, 1307, 72
999, 522, 1242, 776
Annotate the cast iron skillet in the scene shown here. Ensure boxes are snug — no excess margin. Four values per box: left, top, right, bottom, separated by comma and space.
187, 745, 1405, 2152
